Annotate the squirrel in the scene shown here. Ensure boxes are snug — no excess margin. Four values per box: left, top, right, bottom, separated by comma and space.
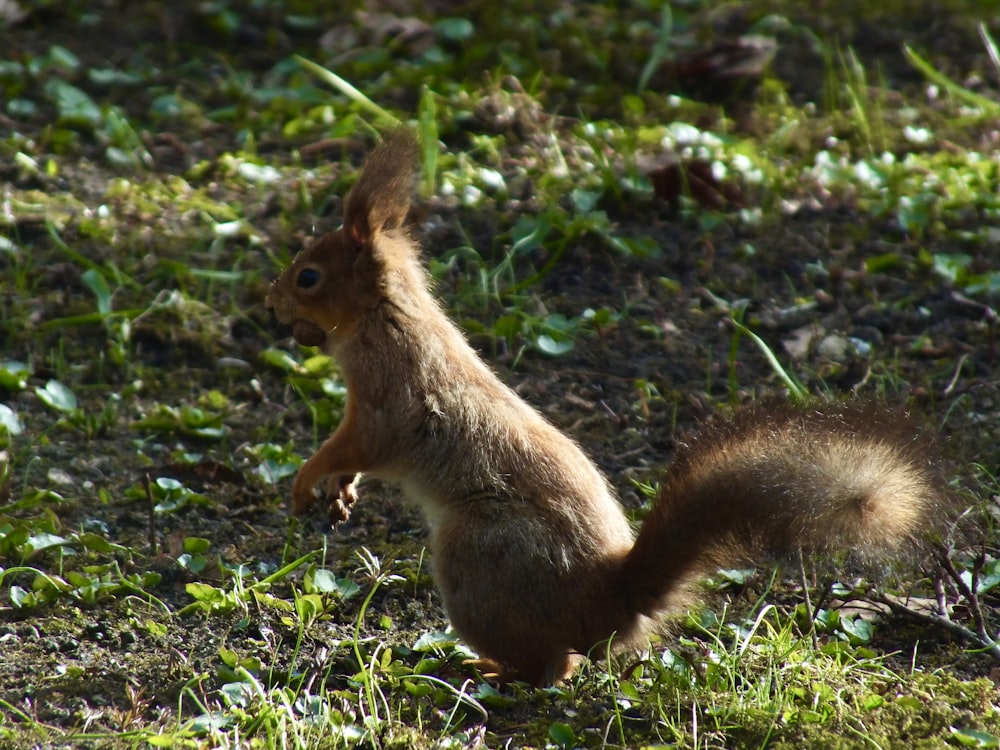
265, 130, 947, 686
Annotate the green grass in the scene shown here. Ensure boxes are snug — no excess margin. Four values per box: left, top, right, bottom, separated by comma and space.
2, 1, 1000, 747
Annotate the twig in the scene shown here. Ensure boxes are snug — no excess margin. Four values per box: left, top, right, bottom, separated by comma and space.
871, 545, 1000, 663
934, 573, 949, 621
942, 353, 968, 398
940, 548, 995, 647
871, 591, 1000, 662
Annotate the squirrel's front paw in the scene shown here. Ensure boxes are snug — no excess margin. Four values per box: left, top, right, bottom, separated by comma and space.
325, 473, 360, 524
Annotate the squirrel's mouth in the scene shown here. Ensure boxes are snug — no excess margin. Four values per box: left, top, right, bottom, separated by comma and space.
263, 282, 326, 347
291, 319, 327, 347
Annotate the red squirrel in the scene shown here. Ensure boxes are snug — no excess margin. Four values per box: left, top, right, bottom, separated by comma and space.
265, 130, 945, 685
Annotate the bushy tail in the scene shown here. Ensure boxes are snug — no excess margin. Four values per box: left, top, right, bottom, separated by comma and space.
619, 402, 947, 616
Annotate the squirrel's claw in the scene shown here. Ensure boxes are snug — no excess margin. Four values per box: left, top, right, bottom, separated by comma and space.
325, 474, 360, 525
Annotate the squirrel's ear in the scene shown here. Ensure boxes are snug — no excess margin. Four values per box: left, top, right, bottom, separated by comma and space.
346, 211, 372, 250
343, 129, 420, 249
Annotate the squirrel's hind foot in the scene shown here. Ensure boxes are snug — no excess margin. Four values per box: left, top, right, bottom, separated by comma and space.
462, 654, 581, 686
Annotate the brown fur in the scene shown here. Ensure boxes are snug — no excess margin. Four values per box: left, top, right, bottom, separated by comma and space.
265, 131, 947, 685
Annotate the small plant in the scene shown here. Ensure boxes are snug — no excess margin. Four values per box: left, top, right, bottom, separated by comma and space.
248, 441, 302, 485
132, 402, 228, 441
126, 476, 211, 515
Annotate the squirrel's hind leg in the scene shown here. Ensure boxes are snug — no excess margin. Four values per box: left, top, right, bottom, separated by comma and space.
430, 505, 630, 686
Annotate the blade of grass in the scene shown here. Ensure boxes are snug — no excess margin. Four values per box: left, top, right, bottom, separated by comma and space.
36, 310, 145, 331
840, 47, 875, 156
295, 56, 401, 127
730, 316, 808, 401
637, 5, 673, 93
417, 85, 438, 199
980, 23, 1000, 76
47, 220, 141, 290
904, 44, 1000, 116
253, 549, 319, 588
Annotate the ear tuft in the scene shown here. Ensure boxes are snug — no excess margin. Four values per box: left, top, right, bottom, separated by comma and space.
344, 128, 420, 248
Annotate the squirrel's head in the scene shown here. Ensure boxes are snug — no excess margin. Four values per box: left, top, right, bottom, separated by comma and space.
265, 129, 420, 348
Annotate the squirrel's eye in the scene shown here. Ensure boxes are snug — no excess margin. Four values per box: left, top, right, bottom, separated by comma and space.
296, 268, 320, 288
